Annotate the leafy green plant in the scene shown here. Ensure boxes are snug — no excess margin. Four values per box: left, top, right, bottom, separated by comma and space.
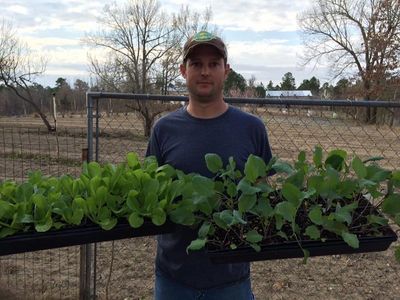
186, 146, 400, 262
0, 153, 182, 236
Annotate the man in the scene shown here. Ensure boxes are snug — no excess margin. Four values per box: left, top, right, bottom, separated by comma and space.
146, 31, 273, 300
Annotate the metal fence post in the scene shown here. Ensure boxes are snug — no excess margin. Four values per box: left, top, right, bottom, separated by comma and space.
80, 92, 96, 300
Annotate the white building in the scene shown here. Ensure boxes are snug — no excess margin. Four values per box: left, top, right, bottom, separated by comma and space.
266, 90, 313, 97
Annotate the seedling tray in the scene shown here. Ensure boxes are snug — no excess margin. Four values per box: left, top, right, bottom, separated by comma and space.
207, 226, 397, 264
0, 219, 176, 256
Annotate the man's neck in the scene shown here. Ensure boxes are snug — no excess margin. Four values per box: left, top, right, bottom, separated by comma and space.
186, 98, 228, 119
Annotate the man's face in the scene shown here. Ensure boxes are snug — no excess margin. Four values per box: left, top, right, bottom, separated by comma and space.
180, 44, 230, 102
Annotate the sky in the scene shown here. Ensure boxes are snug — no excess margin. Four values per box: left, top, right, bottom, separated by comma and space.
1, 0, 332, 88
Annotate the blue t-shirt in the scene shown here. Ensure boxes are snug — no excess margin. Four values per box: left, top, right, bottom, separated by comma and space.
146, 105, 273, 289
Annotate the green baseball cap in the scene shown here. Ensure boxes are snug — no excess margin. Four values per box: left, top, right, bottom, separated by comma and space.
183, 31, 227, 62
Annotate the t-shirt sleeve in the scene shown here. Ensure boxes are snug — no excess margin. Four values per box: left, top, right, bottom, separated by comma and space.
256, 120, 275, 175
145, 126, 163, 164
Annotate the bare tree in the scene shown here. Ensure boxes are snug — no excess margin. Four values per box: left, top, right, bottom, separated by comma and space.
84, 1, 218, 136
0, 20, 54, 131
85, 0, 180, 93
299, 0, 400, 122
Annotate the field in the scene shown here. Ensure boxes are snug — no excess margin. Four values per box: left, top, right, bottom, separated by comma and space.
0, 106, 400, 299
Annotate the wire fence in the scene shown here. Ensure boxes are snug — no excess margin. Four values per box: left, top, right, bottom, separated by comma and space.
1, 94, 400, 299
0, 117, 86, 299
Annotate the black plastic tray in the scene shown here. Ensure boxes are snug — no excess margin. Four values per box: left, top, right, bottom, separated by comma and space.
207, 226, 397, 264
0, 219, 176, 256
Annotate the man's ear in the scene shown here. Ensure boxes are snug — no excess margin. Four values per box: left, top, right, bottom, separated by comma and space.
180, 64, 187, 78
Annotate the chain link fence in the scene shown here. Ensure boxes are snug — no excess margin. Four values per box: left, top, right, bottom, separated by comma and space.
0, 117, 86, 299
1, 94, 400, 299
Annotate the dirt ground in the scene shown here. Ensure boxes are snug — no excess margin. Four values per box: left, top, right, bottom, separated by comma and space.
0, 107, 400, 299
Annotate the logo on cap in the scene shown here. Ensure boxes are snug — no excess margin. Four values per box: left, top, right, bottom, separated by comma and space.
193, 31, 215, 42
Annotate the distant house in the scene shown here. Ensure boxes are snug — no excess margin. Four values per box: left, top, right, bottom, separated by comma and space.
167, 83, 187, 95
266, 90, 313, 97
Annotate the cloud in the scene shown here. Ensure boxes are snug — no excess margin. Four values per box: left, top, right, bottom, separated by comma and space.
1, 0, 327, 87
163, 0, 313, 32
6, 5, 29, 15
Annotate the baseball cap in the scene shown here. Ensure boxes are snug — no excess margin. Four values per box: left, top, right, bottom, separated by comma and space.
182, 31, 227, 62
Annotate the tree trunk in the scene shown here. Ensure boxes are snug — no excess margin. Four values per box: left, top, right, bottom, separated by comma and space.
10, 86, 55, 132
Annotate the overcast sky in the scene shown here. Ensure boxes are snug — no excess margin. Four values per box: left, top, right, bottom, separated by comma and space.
1, 0, 332, 88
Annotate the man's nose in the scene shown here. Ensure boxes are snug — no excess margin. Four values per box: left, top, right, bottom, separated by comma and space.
201, 65, 210, 76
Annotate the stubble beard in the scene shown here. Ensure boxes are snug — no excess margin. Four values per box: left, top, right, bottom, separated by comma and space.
188, 83, 223, 103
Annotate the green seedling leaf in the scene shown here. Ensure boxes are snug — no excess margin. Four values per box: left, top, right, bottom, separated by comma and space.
254, 198, 274, 219
198, 222, 211, 238
341, 231, 359, 248
226, 181, 237, 198
308, 206, 323, 225
169, 208, 195, 226
391, 170, 400, 188
366, 215, 388, 226
156, 164, 176, 178
143, 156, 158, 174
352, 156, 367, 179
313, 146, 323, 168
192, 175, 214, 197
286, 171, 305, 189
205, 153, 223, 173
275, 201, 296, 222
238, 194, 257, 213
366, 165, 391, 183
126, 152, 140, 169
276, 230, 288, 240
0, 200, 14, 219
308, 175, 323, 193
382, 194, 400, 215
28, 170, 43, 185
325, 149, 347, 171
334, 207, 352, 225
282, 182, 302, 207
297, 151, 306, 163
250, 243, 261, 252
186, 238, 206, 252
232, 210, 247, 225
142, 177, 159, 196
151, 207, 166, 226
237, 179, 261, 195
0, 228, 18, 239
337, 180, 358, 198
305, 225, 320, 240
87, 162, 102, 178
35, 215, 53, 232
144, 192, 158, 212
70, 209, 84, 225
272, 161, 294, 175
219, 210, 235, 226
244, 155, 266, 183
245, 229, 263, 243
16, 182, 34, 203
128, 213, 144, 228
98, 218, 117, 230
